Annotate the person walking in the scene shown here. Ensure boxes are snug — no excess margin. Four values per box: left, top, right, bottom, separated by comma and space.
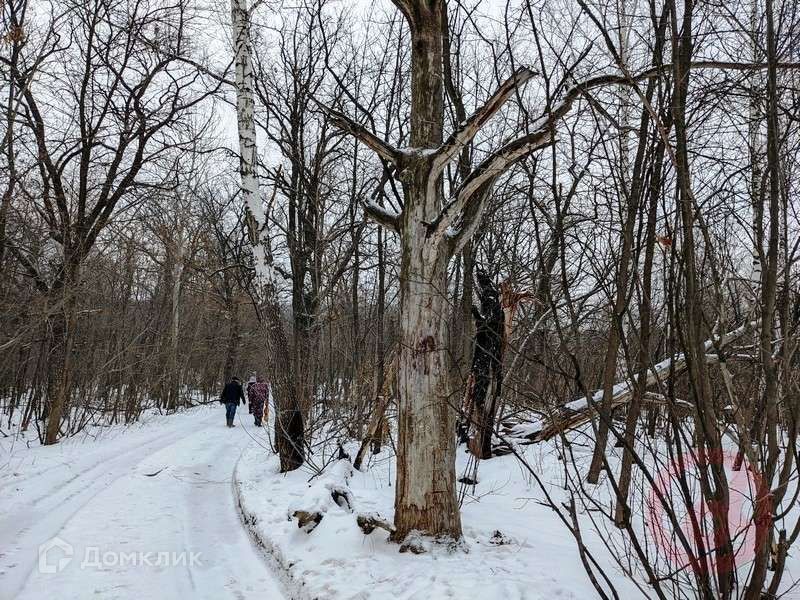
247, 375, 269, 427
219, 376, 246, 427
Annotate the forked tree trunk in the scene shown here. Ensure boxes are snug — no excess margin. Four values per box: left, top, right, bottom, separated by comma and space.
329, 0, 552, 545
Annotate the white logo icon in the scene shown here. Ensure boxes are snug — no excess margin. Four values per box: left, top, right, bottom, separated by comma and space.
38, 537, 73, 573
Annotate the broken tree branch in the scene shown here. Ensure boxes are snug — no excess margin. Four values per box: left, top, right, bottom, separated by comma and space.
364, 202, 401, 233
318, 103, 404, 165
431, 67, 537, 177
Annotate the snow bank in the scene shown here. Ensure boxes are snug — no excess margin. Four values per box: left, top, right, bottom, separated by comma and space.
234, 440, 642, 600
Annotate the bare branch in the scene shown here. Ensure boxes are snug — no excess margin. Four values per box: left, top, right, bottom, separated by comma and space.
430, 58, 798, 246
319, 104, 404, 165
430, 128, 553, 247
6, 244, 50, 294
389, 0, 416, 25
364, 201, 401, 233
432, 66, 537, 176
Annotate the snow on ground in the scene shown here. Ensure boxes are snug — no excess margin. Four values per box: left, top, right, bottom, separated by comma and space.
0, 405, 286, 600
236, 426, 800, 600
5, 402, 800, 600
235, 434, 646, 600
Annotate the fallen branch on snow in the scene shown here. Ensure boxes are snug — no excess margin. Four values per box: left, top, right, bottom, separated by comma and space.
357, 513, 396, 535
288, 459, 355, 533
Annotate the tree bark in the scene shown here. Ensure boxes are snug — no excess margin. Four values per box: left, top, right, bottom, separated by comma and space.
231, 0, 303, 470
166, 223, 184, 411
389, 1, 463, 543
394, 237, 460, 540
44, 259, 81, 445
463, 271, 504, 460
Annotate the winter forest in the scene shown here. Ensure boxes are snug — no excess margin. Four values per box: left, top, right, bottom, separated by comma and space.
2, 0, 800, 598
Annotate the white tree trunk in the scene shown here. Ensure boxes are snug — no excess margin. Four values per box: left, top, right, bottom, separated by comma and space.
229, 0, 304, 471
393, 195, 460, 542
231, 0, 272, 290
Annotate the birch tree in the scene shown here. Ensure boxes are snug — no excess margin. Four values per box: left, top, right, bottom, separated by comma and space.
230, 0, 304, 471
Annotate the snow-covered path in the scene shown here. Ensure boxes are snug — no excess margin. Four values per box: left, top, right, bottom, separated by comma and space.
0, 407, 286, 600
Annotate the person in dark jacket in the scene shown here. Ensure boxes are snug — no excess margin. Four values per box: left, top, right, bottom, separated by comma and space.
247, 375, 270, 427
220, 377, 246, 427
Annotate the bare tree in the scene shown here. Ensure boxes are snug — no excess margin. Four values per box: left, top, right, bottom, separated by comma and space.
230, 0, 304, 471
2, 0, 218, 443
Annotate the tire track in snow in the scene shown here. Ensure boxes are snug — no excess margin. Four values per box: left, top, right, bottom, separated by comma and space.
0, 410, 218, 598
2, 408, 287, 600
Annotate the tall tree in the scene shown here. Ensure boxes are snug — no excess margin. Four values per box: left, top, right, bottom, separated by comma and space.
2, 0, 216, 443
323, 0, 557, 543
230, 0, 304, 471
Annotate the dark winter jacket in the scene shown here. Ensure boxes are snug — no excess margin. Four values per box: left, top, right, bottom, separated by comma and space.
220, 380, 246, 405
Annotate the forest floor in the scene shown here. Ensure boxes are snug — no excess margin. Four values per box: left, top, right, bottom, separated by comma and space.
4, 406, 800, 599
236, 429, 645, 600
0, 405, 287, 600
237, 423, 800, 600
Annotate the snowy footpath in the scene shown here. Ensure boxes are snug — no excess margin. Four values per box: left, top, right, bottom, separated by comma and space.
0, 406, 286, 600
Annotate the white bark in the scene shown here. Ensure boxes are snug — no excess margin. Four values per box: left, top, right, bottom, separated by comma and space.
749, 0, 765, 284
617, 0, 633, 183
231, 0, 273, 290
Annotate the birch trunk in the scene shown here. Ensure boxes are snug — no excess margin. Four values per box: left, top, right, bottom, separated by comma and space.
231, 0, 273, 288
231, 0, 303, 471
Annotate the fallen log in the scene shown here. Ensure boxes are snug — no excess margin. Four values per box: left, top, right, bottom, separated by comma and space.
502, 321, 753, 445
292, 510, 323, 533
288, 459, 354, 533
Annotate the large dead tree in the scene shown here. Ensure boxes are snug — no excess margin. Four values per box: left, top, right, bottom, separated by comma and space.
321, 0, 797, 545
322, 0, 556, 544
